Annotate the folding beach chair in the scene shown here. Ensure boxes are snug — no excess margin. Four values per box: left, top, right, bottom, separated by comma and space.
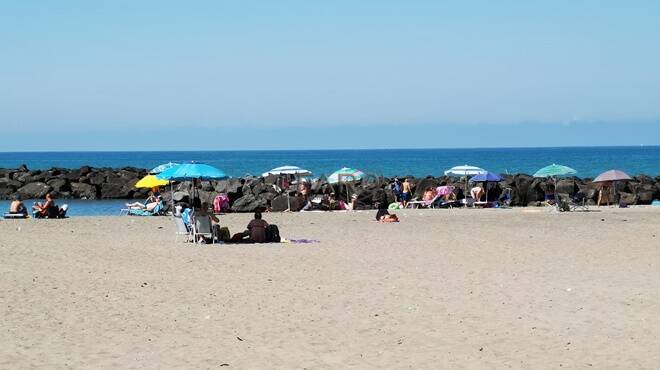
174, 217, 192, 243
193, 215, 214, 244
569, 192, 590, 212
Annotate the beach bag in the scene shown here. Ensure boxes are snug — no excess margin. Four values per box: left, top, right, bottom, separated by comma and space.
266, 224, 281, 243
218, 227, 231, 242
213, 194, 230, 213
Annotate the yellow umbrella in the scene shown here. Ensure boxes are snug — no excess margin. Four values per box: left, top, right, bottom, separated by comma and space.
134, 174, 170, 188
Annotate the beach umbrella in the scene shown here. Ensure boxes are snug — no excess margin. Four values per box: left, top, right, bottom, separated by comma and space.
444, 165, 486, 177
444, 165, 486, 200
261, 165, 311, 177
533, 164, 576, 178
469, 172, 503, 202
593, 169, 632, 182
328, 167, 365, 204
327, 167, 365, 184
134, 174, 170, 189
150, 162, 180, 174
533, 164, 577, 207
157, 163, 228, 181
157, 163, 228, 207
593, 170, 632, 205
262, 165, 312, 211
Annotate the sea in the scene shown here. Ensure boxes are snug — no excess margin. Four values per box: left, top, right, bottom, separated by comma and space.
1, 146, 658, 216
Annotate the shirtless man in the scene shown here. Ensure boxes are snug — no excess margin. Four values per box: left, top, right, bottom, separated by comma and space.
401, 178, 412, 208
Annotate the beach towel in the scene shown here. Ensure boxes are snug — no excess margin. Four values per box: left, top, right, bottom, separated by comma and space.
288, 239, 320, 244
213, 194, 230, 213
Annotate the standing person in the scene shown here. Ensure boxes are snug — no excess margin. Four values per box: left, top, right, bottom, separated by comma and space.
597, 181, 612, 207
401, 178, 412, 208
391, 178, 403, 202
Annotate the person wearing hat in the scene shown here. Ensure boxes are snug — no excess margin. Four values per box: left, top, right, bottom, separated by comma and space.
9, 194, 28, 217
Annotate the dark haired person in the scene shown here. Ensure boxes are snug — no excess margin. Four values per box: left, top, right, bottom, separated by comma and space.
231, 211, 269, 243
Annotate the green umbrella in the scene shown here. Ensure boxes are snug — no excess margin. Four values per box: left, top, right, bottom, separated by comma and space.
533, 164, 577, 210
533, 164, 577, 178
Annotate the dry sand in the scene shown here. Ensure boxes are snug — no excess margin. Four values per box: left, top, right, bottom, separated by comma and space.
1, 207, 660, 369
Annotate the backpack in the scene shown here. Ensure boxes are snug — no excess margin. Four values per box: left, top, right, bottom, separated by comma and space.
266, 224, 281, 243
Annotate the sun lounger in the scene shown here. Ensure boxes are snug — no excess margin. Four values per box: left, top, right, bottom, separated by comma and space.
3, 213, 28, 219
123, 202, 164, 216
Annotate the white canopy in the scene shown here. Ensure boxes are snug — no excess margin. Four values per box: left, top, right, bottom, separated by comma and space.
444, 165, 486, 177
262, 165, 312, 177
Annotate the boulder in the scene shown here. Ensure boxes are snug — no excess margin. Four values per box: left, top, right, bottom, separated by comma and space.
0, 178, 23, 190
618, 192, 637, 205
100, 183, 133, 198
556, 179, 578, 195
231, 194, 267, 212
63, 170, 83, 181
271, 194, 304, 212
71, 182, 98, 199
173, 191, 190, 204
17, 182, 52, 199
80, 166, 92, 175
47, 178, 70, 193
637, 190, 654, 205
87, 173, 106, 186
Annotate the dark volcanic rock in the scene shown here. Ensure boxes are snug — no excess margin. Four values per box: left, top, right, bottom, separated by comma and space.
100, 183, 133, 199
231, 194, 267, 212
71, 182, 98, 199
17, 182, 52, 199
271, 194, 304, 212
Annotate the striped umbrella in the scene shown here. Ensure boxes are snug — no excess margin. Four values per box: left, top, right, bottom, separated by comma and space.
327, 167, 365, 184
533, 164, 576, 178
444, 165, 486, 177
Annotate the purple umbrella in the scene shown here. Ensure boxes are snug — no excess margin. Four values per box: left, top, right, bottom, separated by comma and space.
593, 170, 632, 206
593, 170, 632, 182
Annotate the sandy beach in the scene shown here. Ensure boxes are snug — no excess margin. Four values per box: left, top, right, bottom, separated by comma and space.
2, 207, 660, 369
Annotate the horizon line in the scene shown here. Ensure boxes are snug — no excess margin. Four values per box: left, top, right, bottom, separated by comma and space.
0, 144, 656, 154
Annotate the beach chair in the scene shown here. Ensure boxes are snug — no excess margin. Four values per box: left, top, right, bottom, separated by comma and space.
125, 202, 164, 216
174, 217, 192, 243
193, 215, 214, 244
569, 192, 589, 212
3, 213, 28, 219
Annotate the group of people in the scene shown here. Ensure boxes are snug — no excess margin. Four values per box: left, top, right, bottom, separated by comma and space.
4, 193, 68, 219
180, 196, 278, 244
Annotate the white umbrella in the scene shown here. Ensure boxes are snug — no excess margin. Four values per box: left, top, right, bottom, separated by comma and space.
445, 165, 486, 202
444, 165, 486, 176
262, 166, 311, 177
262, 166, 312, 211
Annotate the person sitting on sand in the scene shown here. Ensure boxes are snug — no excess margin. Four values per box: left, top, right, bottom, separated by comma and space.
470, 186, 484, 202
231, 211, 269, 243
126, 192, 162, 211
9, 195, 28, 217
32, 193, 56, 217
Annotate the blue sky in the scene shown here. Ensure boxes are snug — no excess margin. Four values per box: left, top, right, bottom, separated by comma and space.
2, 1, 659, 150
